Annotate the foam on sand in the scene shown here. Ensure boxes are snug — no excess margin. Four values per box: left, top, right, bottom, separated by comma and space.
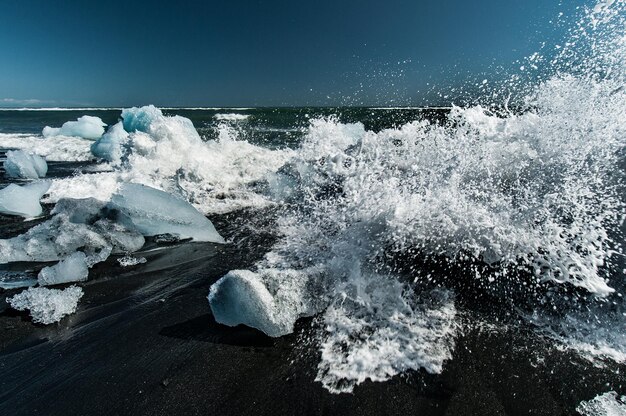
7, 286, 83, 324
577, 391, 626, 416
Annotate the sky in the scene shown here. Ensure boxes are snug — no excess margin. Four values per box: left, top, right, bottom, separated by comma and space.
0, 0, 588, 107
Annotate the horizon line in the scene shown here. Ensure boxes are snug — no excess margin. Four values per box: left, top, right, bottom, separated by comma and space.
0, 105, 454, 111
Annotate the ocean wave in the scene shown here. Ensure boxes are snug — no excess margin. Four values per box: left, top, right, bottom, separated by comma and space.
214, 113, 250, 121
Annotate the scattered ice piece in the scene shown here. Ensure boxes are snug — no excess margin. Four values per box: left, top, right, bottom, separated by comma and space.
577, 391, 626, 416
109, 183, 225, 243
7, 286, 83, 324
90, 122, 130, 163
43, 115, 106, 140
38, 252, 89, 286
4, 150, 48, 179
117, 255, 147, 267
0, 181, 50, 217
208, 268, 317, 337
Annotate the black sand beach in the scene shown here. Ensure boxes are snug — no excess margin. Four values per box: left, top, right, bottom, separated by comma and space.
1, 208, 624, 416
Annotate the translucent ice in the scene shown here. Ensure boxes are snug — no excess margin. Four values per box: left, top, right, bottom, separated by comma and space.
121, 105, 163, 133
90, 122, 130, 163
7, 286, 83, 324
109, 183, 225, 243
208, 269, 319, 337
0, 181, 50, 217
3, 150, 47, 179
43, 115, 106, 140
38, 251, 89, 286
0, 197, 145, 264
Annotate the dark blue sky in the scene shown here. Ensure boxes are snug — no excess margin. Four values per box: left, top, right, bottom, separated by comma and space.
0, 0, 586, 107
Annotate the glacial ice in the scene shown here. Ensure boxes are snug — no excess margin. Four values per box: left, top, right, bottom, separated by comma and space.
7, 286, 83, 324
90, 121, 129, 163
109, 183, 225, 243
3, 150, 48, 179
121, 105, 163, 133
38, 251, 89, 286
208, 269, 317, 337
0, 197, 145, 265
0, 181, 50, 217
43, 115, 106, 140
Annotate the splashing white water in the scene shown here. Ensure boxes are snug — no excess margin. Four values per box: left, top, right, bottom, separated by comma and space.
210, 0, 626, 392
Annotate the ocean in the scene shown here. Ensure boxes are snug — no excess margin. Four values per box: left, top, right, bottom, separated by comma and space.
1, 1, 626, 415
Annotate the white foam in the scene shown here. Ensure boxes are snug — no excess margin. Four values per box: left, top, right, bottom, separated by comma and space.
208, 0, 626, 393
0, 133, 93, 161
214, 113, 250, 121
7, 286, 83, 324
577, 391, 626, 416
316, 280, 456, 393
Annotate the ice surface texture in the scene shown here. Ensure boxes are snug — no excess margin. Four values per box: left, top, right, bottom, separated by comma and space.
0, 182, 50, 217
3, 150, 47, 179
90, 122, 129, 163
38, 251, 89, 286
109, 183, 225, 243
43, 115, 106, 140
7, 286, 83, 324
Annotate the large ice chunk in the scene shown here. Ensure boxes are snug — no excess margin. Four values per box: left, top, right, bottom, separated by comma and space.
7, 286, 83, 324
121, 105, 163, 133
38, 251, 89, 286
108, 183, 225, 243
43, 115, 106, 140
0, 181, 50, 217
3, 150, 48, 179
90, 122, 130, 163
208, 268, 316, 337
